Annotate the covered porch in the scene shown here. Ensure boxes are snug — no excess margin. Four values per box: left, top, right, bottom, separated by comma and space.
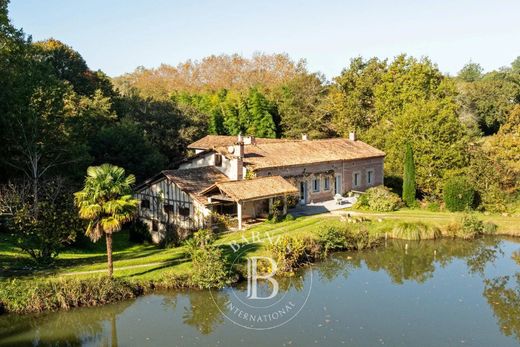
201, 176, 299, 229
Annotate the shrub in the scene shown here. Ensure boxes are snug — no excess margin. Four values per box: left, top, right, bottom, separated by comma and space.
425, 201, 441, 212
286, 195, 299, 209
12, 201, 81, 263
284, 213, 295, 221
318, 226, 349, 255
443, 214, 485, 239
267, 236, 307, 275
0, 277, 140, 314
459, 214, 484, 239
443, 176, 475, 212
317, 224, 381, 254
126, 219, 151, 243
211, 212, 238, 230
186, 229, 230, 289
302, 237, 322, 261
351, 227, 381, 250
391, 222, 441, 240
354, 186, 403, 212
189, 246, 230, 289
483, 221, 498, 235
354, 193, 369, 208
268, 198, 283, 222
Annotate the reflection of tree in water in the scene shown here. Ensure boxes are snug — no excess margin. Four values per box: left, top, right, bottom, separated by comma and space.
0, 299, 132, 346
484, 274, 520, 341
182, 290, 228, 335
483, 249, 520, 342
316, 238, 502, 284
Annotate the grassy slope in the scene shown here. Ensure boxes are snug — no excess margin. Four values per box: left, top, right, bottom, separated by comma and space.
1, 210, 519, 282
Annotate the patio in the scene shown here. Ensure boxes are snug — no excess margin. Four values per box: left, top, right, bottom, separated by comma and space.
289, 196, 357, 217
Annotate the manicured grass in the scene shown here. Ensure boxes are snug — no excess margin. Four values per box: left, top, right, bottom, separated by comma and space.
1, 209, 519, 283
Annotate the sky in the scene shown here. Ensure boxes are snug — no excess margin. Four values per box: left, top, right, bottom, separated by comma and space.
9, 0, 520, 79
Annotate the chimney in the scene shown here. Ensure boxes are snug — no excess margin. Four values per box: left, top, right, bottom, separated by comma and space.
301, 133, 309, 141
349, 132, 356, 141
243, 136, 256, 145
230, 142, 244, 180
237, 133, 243, 144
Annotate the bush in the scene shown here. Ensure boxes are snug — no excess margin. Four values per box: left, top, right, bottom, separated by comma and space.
268, 198, 284, 223
189, 246, 230, 289
318, 226, 349, 255
267, 236, 307, 275
12, 201, 81, 263
186, 229, 231, 289
391, 222, 441, 240
459, 214, 484, 239
284, 213, 295, 221
126, 219, 151, 243
443, 176, 475, 212
351, 227, 381, 250
483, 221, 498, 235
425, 201, 441, 212
444, 214, 485, 239
354, 186, 403, 212
317, 224, 381, 254
0, 277, 140, 314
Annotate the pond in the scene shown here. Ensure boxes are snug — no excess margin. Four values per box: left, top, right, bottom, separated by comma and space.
2, 237, 520, 346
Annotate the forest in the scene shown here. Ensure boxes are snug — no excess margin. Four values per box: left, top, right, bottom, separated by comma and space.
1, 1, 519, 260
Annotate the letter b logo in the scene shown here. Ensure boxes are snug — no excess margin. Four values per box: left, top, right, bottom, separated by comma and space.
246, 256, 279, 300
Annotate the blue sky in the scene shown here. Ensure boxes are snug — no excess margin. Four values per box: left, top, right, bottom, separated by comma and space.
9, 0, 520, 79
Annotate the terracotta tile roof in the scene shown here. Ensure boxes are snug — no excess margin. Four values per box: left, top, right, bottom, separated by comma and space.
163, 167, 229, 203
202, 176, 298, 202
188, 135, 290, 150
214, 138, 385, 170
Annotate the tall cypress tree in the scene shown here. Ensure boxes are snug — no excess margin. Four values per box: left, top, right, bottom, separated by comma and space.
402, 143, 416, 207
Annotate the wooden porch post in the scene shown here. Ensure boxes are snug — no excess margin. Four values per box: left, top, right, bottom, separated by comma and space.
268, 197, 273, 212
237, 201, 243, 230
283, 195, 288, 215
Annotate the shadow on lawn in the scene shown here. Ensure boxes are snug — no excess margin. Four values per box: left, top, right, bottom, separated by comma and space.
0, 232, 173, 278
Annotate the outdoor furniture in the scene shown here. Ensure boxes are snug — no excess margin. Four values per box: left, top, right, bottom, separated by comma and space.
334, 194, 343, 205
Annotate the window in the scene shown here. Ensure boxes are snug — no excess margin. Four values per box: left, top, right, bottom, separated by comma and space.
313, 178, 320, 192
163, 204, 174, 214
141, 199, 150, 209
324, 177, 330, 190
367, 169, 374, 185
214, 154, 222, 167
353, 172, 360, 187
179, 206, 190, 217
152, 220, 159, 231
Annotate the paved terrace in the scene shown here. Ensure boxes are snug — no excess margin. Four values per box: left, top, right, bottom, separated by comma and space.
289, 196, 357, 217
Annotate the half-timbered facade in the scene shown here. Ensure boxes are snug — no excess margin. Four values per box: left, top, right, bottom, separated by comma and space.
135, 133, 385, 242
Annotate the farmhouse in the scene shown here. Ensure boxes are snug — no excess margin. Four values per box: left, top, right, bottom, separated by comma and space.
135, 134, 385, 243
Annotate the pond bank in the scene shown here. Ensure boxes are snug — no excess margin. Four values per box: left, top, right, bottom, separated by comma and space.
1, 210, 519, 315
2, 237, 520, 346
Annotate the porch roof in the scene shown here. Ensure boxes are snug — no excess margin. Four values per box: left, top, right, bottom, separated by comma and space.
201, 176, 298, 202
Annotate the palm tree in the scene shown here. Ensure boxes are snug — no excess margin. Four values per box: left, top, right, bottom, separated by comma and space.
74, 164, 138, 277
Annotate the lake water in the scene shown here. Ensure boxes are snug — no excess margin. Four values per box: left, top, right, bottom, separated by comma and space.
2, 237, 520, 346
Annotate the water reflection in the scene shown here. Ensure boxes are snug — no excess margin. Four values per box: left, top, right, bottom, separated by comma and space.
182, 290, 228, 335
484, 274, 520, 341
1, 237, 519, 346
318, 238, 504, 284
0, 299, 132, 346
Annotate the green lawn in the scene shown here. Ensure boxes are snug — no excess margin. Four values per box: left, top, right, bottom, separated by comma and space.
1, 209, 519, 282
